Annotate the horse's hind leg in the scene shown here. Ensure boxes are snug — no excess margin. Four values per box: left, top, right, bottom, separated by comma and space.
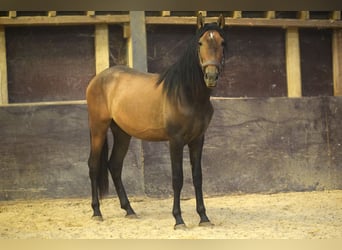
88, 119, 111, 220
108, 121, 136, 217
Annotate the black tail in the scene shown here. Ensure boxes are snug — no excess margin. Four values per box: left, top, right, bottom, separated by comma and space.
98, 136, 109, 198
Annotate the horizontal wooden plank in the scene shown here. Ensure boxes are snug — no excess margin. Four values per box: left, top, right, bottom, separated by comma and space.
0, 100, 86, 107
0, 15, 130, 26
1, 15, 341, 28
145, 16, 342, 28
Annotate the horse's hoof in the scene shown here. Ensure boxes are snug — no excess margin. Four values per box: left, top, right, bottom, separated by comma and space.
125, 213, 139, 219
92, 215, 103, 221
199, 221, 214, 227
174, 223, 187, 230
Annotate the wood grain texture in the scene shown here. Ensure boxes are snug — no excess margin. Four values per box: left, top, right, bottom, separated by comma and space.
286, 28, 302, 97
0, 26, 8, 104
333, 29, 342, 96
95, 24, 109, 74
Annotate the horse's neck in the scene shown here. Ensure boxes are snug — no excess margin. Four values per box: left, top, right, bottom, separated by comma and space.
175, 87, 212, 114
189, 88, 212, 107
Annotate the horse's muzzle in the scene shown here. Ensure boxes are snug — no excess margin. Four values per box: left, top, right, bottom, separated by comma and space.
204, 67, 219, 88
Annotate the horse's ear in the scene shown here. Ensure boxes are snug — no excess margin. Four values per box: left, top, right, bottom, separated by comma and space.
217, 14, 225, 29
197, 12, 205, 29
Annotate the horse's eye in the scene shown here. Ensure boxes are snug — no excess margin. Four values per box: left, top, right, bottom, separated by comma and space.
221, 41, 226, 46
198, 42, 202, 46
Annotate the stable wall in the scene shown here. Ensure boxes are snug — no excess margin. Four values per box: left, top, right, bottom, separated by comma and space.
0, 11, 341, 200
1, 97, 341, 200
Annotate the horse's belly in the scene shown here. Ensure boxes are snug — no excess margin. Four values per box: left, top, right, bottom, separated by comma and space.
128, 127, 169, 141
108, 76, 168, 141
116, 119, 169, 141
112, 106, 168, 141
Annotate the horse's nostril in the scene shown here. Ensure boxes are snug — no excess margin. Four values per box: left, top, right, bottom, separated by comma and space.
205, 72, 218, 81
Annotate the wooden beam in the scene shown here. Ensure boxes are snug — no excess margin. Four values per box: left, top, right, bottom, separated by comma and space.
161, 11, 171, 17
8, 11, 16, 18
298, 11, 310, 20
286, 27, 302, 97
127, 11, 147, 72
331, 11, 341, 20
86, 11, 95, 17
0, 15, 341, 28
144, 16, 342, 28
123, 24, 130, 39
47, 11, 56, 17
233, 11, 242, 19
95, 24, 109, 74
0, 26, 8, 104
0, 15, 130, 26
265, 11, 275, 19
198, 11, 207, 17
0, 100, 87, 107
333, 29, 342, 96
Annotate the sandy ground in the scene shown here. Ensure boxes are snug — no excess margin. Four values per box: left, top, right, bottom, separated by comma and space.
0, 190, 341, 239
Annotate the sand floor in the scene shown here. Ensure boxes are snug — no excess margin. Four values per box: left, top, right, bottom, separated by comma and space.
0, 190, 341, 239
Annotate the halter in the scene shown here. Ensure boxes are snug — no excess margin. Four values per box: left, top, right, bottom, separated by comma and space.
197, 28, 225, 74
199, 58, 224, 72
198, 46, 225, 74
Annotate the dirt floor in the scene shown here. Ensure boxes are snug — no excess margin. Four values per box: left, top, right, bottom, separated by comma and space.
0, 190, 341, 239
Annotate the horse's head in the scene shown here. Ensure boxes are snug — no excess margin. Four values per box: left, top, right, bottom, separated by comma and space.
197, 13, 225, 88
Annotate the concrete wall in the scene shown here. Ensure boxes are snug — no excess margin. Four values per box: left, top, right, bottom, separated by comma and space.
0, 96, 341, 200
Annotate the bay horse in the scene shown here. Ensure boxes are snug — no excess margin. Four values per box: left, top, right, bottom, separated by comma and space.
86, 13, 225, 229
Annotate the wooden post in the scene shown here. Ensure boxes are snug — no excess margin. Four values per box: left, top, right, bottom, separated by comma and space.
127, 11, 147, 72
8, 11, 16, 18
233, 11, 242, 19
265, 11, 275, 19
198, 11, 207, 17
86, 11, 95, 17
286, 27, 302, 97
0, 26, 8, 104
298, 11, 310, 20
47, 11, 57, 17
333, 29, 342, 96
161, 11, 171, 17
95, 24, 109, 74
330, 11, 341, 20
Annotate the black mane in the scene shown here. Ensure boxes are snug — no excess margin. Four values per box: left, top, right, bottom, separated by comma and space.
156, 23, 225, 103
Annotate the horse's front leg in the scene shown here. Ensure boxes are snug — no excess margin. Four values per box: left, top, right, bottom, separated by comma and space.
169, 139, 186, 229
188, 135, 213, 226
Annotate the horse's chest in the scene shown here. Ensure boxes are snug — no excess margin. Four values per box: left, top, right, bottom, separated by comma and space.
184, 121, 208, 142
166, 105, 213, 143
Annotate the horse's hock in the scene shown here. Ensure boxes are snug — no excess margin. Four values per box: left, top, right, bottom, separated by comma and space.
0, 11, 342, 201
